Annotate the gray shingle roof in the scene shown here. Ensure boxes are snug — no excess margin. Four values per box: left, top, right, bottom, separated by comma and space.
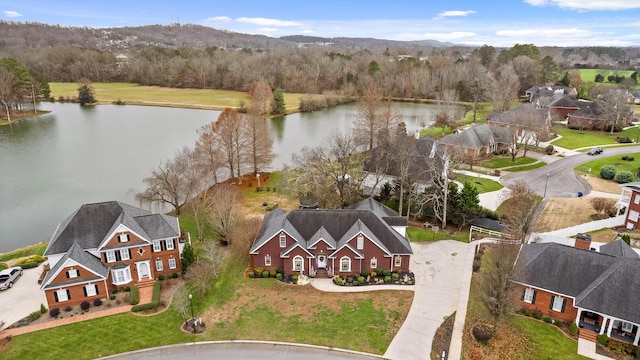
488, 103, 550, 128
46, 201, 180, 256
600, 239, 639, 258
363, 137, 445, 183
438, 124, 511, 150
41, 242, 109, 289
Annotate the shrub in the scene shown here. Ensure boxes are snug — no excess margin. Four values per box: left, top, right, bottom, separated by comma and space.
276, 267, 284, 274
112, 288, 119, 295
18, 262, 39, 269
80, 301, 90, 311
158, 275, 165, 281
360, 269, 370, 277
375, 267, 384, 276
384, 276, 391, 283
29, 311, 41, 322
392, 273, 399, 280
543, 316, 552, 323
262, 270, 270, 278
270, 270, 277, 278
352, 280, 358, 286
597, 333, 609, 345
472, 324, 494, 343
605, 124, 622, 132
93, 299, 103, 306
615, 171, 634, 184
523, 310, 531, 317
554, 319, 563, 327
49, 308, 60, 317
397, 268, 403, 274
254, 267, 263, 277
545, 145, 554, 155
357, 276, 365, 283
64, 306, 72, 312
618, 137, 633, 144
334, 277, 343, 285
109, 295, 116, 300
472, 259, 481, 272
533, 311, 542, 320
291, 274, 298, 283
40, 303, 47, 314
276, 273, 282, 280
248, 272, 255, 278
600, 165, 616, 180
569, 323, 579, 336
623, 155, 629, 160
622, 234, 631, 245
629, 157, 635, 161
130, 286, 140, 305
171, 272, 179, 279
382, 269, 391, 277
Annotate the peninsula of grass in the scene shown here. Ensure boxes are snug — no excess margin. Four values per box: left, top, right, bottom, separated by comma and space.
49, 82, 306, 112
551, 126, 640, 149
479, 156, 536, 169
0, 243, 47, 262
575, 152, 640, 178
455, 175, 503, 194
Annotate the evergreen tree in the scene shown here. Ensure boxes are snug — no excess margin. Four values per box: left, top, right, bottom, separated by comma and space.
272, 87, 285, 114
181, 242, 195, 275
77, 79, 95, 106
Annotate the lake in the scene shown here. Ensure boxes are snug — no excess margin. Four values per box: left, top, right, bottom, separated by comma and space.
0, 101, 454, 252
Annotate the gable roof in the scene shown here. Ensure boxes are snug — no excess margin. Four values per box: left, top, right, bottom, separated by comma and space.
46, 201, 180, 256
488, 103, 550, 128
567, 100, 605, 120
600, 239, 639, 258
41, 242, 109, 290
544, 93, 582, 109
438, 124, 511, 150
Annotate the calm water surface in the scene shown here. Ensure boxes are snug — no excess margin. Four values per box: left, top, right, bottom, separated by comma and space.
0, 101, 451, 252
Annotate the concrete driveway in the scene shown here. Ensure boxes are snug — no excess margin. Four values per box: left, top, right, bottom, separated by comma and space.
0, 263, 49, 330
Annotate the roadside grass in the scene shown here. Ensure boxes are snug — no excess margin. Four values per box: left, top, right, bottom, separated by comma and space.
551, 126, 640, 149
49, 82, 305, 112
407, 226, 470, 243
454, 175, 503, 193
503, 162, 547, 172
575, 152, 640, 180
0, 243, 47, 262
507, 316, 588, 359
479, 156, 536, 169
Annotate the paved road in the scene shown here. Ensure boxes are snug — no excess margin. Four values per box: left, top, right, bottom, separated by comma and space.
501, 146, 640, 198
0, 263, 48, 330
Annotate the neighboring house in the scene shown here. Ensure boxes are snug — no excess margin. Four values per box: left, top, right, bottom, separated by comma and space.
628, 90, 640, 105
566, 100, 607, 130
249, 198, 412, 277
437, 123, 511, 158
619, 181, 640, 230
40, 201, 184, 309
513, 239, 640, 346
362, 136, 446, 196
487, 103, 552, 142
525, 85, 577, 103
534, 93, 582, 119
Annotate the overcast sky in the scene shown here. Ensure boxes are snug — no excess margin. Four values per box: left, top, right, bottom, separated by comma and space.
2, 0, 640, 47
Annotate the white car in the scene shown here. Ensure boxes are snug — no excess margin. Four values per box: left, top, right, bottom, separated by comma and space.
0, 266, 23, 290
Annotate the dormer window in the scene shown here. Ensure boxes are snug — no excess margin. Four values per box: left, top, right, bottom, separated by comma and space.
356, 235, 364, 250
119, 233, 129, 242
279, 233, 286, 248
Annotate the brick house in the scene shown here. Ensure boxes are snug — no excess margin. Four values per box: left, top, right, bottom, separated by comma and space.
437, 123, 511, 158
487, 103, 551, 141
512, 240, 640, 346
40, 201, 185, 309
619, 181, 640, 230
249, 198, 412, 277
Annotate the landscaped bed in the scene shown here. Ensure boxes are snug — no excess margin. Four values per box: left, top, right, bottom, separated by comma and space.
332, 269, 415, 286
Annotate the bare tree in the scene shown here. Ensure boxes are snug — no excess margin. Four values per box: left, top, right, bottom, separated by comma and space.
244, 108, 275, 175
249, 77, 273, 116
599, 89, 632, 134
506, 128, 520, 162
589, 197, 617, 218
431, 89, 461, 135
229, 216, 262, 256
499, 181, 538, 241
487, 63, 520, 112
212, 108, 247, 183
354, 82, 384, 150
207, 184, 242, 245
136, 146, 200, 215
194, 121, 227, 184
480, 242, 520, 332
0, 67, 16, 123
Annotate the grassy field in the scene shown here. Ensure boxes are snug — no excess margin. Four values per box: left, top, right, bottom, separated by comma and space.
455, 175, 503, 193
578, 69, 635, 84
575, 152, 640, 180
503, 162, 547, 172
406, 226, 469, 243
49, 82, 306, 112
0, 243, 47, 263
551, 126, 640, 149
479, 156, 536, 169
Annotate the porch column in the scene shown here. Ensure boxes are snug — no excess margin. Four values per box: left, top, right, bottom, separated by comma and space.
634, 327, 640, 346
575, 308, 582, 326
606, 317, 613, 336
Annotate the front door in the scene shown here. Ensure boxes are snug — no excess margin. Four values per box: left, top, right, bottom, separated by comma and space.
317, 255, 327, 269
137, 261, 150, 281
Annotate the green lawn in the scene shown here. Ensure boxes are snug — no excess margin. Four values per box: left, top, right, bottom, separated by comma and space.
455, 175, 504, 193
575, 152, 640, 180
49, 82, 305, 112
0, 243, 48, 262
407, 226, 470, 243
552, 126, 640, 149
508, 316, 588, 360
503, 162, 547, 172
480, 156, 536, 169
578, 69, 635, 85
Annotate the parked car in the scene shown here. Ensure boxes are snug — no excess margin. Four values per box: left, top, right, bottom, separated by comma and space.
587, 147, 603, 155
0, 266, 23, 290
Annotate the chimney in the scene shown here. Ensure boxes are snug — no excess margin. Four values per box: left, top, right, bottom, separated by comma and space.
574, 233, 592, 250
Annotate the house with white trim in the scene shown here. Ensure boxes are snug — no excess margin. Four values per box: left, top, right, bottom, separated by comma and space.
40, 201, 184, 309
249, 198, 412, 277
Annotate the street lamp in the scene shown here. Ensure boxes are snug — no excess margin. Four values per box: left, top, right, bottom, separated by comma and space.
188, 293, 195, 333
256, 172, 261, 188
543, 173, 550, 198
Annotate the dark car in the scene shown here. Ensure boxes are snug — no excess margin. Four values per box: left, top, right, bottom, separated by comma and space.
0, 266, 23, 290
587, 147, 603, 155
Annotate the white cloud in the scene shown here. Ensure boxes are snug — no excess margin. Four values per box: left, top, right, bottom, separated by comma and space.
524, 0, 640, 11
258, 27, 277, 32
301, 29, 315, 34
422, 31, 478, 40
3, 10, 22, 18
236, 17, 303, 27
437, 10, 477, 18
203, 16, 231, 22
496, 27, 594, 37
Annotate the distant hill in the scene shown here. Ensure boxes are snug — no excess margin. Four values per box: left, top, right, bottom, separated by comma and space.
0, 21, 454, 51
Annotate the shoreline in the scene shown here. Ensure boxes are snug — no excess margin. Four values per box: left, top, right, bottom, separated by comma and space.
0, 242, 48, 264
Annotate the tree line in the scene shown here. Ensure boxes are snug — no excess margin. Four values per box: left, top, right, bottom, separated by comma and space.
0, 57, 49, 122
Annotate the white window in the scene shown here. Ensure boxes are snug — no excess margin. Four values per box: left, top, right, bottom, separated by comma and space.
152, 240, 162, 252
340, 256, 351, 272
293, 255, 303, 271
622, 321, 634, 332
279, 233, 286, 248
156, 258, 164, 271
552, 296, 564, 312
265, 255, 272, 266
370, 257, 377, 269
630, 210, 639, 222
120, 249, 130, 260
56, 289, 69, 302
168, 257, 176, 269
119, 233, 129, 242
394, 255, 402, 267
635, 194, 640, 205
112, 267, 132, 285
165, 239, 175, 250
523, 288, 535, 304
85, 284, 97, 297
106, 250, 116, 263
67, 269, 79, 278
357, 235, 364, 250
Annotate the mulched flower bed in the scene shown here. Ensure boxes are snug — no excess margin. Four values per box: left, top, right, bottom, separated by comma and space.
332, 271, 415, 286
